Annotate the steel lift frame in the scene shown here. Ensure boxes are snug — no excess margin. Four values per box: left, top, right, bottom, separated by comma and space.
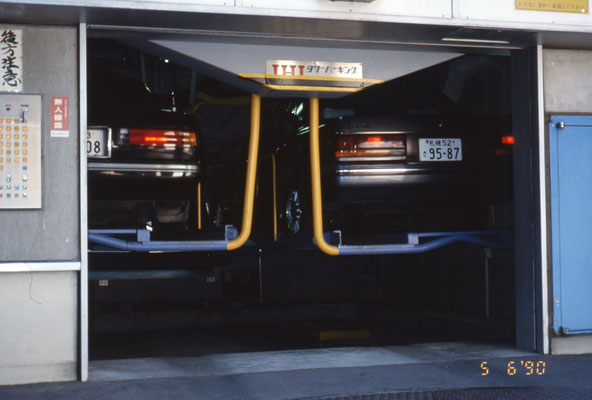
88, 94, 512, 255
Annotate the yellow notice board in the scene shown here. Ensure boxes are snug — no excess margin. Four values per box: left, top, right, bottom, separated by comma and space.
515, 0, 588, 13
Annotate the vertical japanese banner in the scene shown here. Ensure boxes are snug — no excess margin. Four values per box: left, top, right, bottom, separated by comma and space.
0, 29, 23, 92
51, 97, 70, 138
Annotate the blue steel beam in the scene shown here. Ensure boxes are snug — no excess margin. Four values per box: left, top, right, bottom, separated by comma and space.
336, 230, 513, 256
89, 229, 512, 254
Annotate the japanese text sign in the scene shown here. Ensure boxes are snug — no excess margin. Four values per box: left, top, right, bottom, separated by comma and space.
267, 60, 363, 80
1, 29, 23, 92
51, 97, 70, 138
515, 0, 588, 13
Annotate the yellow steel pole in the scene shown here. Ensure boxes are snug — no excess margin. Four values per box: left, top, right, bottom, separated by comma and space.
227, 94, 261, 250
309, 97, 339, 256
197, 182, 202, 230
272, 154, 278, 242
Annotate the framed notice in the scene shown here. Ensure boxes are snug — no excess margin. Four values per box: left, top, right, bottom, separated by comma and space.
515, 0, 588, 13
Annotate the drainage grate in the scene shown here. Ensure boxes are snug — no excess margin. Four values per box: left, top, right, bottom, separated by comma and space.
290, 392, 434, 400
290, 387, 592, 400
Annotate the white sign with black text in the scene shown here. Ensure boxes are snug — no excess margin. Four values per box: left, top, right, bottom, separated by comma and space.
266, 60, 363, 79
0, 29, 23, 92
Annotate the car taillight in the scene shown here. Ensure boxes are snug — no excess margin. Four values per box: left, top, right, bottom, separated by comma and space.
335, 134, 405, 158
127, 129, 197, 148
366, 136, 382, 145
502, 135, 515, 145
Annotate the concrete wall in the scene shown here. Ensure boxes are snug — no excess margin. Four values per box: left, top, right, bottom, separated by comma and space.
544, 49, 592, 114
0, 272, 77, 385
2, 0, 592, 32
0, 24, 79, 384
0, 24, 79, 262
543, 49, 592, 354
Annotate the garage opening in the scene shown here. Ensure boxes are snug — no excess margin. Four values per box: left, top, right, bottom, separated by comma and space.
86, 35, 518, 361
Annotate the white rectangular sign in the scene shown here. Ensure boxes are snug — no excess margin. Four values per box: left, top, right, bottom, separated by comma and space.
266, 60, 363, 79
1, 29, 23, 92
419, 138, 463, 162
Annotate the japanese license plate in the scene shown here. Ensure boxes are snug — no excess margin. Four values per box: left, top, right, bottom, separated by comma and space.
87, 127, 111, 158
419, 138, 462, 161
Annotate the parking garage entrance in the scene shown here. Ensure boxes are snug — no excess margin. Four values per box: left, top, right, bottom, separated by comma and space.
84, 28, 540, 365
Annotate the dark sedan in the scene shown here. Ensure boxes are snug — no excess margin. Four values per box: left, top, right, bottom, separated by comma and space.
86, 39, 203, 236
87, 120, 201, 233
270, 82, 493, 236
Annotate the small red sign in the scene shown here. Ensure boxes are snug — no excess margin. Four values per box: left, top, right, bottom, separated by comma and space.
51, 96, 69, 132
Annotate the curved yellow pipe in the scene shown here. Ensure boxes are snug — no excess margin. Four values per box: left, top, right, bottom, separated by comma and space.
309, 97, 339, 256
227, 94, 261, 250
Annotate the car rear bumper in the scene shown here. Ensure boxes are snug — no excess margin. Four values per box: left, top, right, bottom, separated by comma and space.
88, 162, 200, 179
333, 164, 483, 203
88, 162, 200, 202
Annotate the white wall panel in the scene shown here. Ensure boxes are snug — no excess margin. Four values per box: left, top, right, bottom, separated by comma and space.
240, 0, 451, 19
457, 0, 592, 28
6, 0, 592, 34
0, 0, 237, 15
0, 272, 78, 385
119, 0, 234, 5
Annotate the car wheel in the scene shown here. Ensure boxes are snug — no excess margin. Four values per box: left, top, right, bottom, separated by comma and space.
284, 189, 303, 234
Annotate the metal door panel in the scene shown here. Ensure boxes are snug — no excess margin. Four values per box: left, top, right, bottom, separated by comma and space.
550, 115, 592, 334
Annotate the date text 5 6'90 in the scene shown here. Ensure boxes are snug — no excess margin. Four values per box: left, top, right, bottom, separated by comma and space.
480, 361, 546, 376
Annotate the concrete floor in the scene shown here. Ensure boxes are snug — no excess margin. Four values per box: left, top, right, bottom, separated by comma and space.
89, 342, 531, 381
4, 341, 592, 399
